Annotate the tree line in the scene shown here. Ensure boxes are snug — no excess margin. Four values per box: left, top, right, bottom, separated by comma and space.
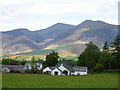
77, 35, 120, 73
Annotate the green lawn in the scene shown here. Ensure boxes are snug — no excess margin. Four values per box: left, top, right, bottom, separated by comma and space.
2, 73, 119, 88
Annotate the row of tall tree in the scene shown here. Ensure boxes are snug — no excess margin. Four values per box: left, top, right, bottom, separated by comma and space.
77, 35, 120, 73
2, 58, 27, 65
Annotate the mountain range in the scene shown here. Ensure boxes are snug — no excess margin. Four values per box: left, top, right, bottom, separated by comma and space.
1, 20, 118, 58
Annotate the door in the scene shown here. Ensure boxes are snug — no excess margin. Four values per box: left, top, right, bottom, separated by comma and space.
54, 72, 58, 75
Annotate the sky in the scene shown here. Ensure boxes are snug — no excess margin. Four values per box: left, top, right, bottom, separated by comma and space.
0, 0, 119, 31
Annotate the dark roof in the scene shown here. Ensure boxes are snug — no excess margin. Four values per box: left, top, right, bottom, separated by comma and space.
56, 63, 74, 72
73, 66, 87, 72
0, 65, 2, 69
25, 62, 42, 66
37, 62, 42, 64
36, 62, 42, 66
49, 67, 56, 70
49, 67, 62, 72
0, 65, 24, 71
56, 67, 62, 72
24, 63, 31, 66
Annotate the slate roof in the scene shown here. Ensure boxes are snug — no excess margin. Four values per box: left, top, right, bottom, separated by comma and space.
73, 66, 87, 72
0, 65, 24, 71
24, 62, 31, 66
56, 67, 63, 72
56, 63, 74, 72
55, 63, 87, 72
49, 67, 56, 70
49, 67, 62, 72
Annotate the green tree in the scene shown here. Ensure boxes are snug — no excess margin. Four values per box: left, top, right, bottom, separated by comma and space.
2, 58, 10, 65
103, 41, 109, 51
60, 59, 76, 67
30, 66, 39, 74
92, 64, 104, 73
111, 35, 120, 69
31, 56, 36, 67
31, 56, 36, 63
37, 59, 43, 63
2, 58, 21, 65
62, 70, 68, 75
45, 51, 59, 67
30, 56, 40, 74
98, 51, 114, 69
77, 42, 100, 70
20, 60, 27, 65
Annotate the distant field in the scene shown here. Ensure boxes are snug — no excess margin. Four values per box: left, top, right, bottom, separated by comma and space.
0, 43, 81, 61
2, 73, 118, 88
1, 48, 79, 61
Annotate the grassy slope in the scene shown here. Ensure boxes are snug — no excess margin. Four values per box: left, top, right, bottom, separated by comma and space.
2, 73, 118, 88
1, 42, 84, 61
2, 44, 79, 61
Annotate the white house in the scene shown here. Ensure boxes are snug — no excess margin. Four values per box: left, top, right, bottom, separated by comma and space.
72, 67, 88, 75
24, 62, 43, 71
1, 67, 10, 73
43, 67, 53, 74
24, 63, 31, 70
57, 64, 72, 75
51, 68, 62, 75
36, 62, 43, 70
0, 62, 43, 73
43, 63, 87, 75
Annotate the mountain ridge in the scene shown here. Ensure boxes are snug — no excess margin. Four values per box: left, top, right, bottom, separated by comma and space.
1, 20, 118, 57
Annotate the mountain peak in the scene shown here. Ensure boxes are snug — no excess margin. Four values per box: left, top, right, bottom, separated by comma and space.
14, 28, 29, 31
53, 23, 74, 27
76, 20, 109, 28
2, 28, 30, 33
45, 23, 75, 30
80, 20, 93, 25
83, 20, 93, 22
55, 23, 65, 25
81, 20, 106, 24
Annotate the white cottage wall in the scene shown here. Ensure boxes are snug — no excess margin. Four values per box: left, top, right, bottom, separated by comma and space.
74, 71, 87, 75
43, 67, 51, 72
51, 68, 62, 75
1, 67, 10, 73
37, 63, 43, 70
58, 64, 70, 75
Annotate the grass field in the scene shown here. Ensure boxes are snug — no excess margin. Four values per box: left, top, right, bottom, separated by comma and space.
2, 73, 119, 88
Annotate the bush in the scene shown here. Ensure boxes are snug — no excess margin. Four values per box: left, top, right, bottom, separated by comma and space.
26, 70, 31, 73
10, 70, 19, 73
104, 69, 120, 72
20, 70, 27, 73
92, 64, 104, 73
62, 70, 68, 75
43, 71, 52, 75
30, 66, 40, 74
39, 68, 44, 74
